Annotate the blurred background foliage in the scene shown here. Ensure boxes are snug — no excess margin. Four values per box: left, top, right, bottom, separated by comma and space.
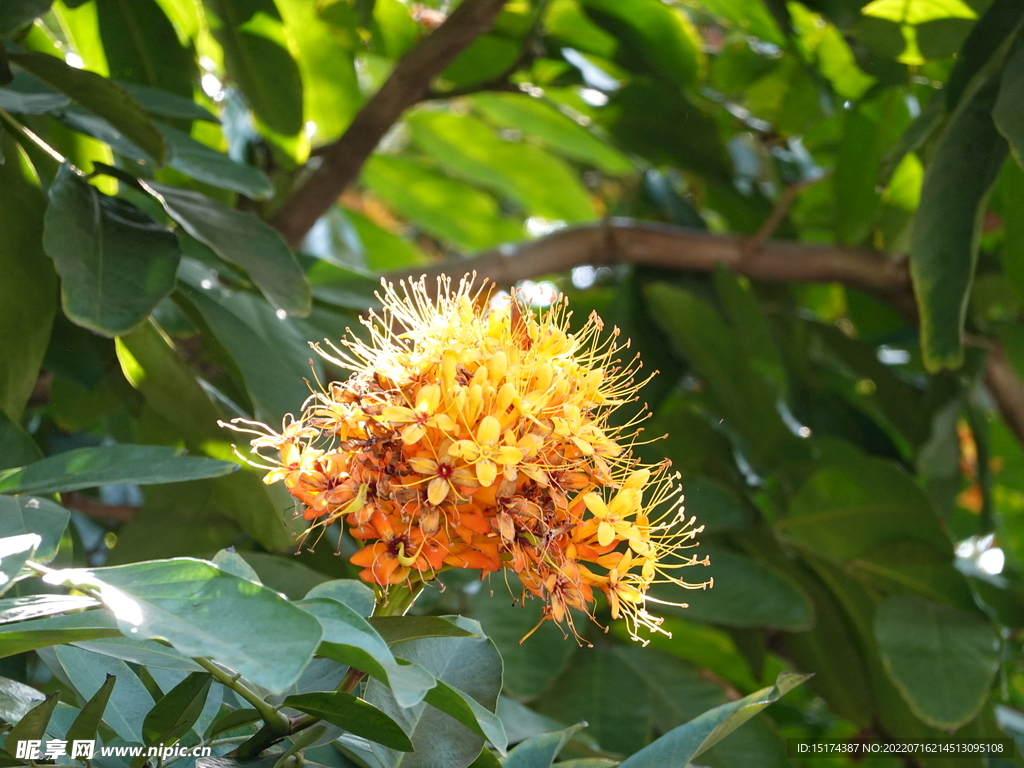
5, 0, 1024, 764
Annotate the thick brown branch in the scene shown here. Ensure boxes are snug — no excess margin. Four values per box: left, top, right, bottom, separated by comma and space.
385, 218, 1024, 449
270, 0, 510, 249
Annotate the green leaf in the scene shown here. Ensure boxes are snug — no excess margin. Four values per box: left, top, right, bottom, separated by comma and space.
368, 616, 477, 645
0, 594, 98, 624
305, 580, 376, 618
615, 672, 809, 768
0, 70, 69, 113
42, 164, 180, 337
117, 81, 218, 122
0, 413, 41, 473
580, 0, 704, 86
212, 548, 262, 583
49, 558, 323, 693
653, 546, 812, 630
3, 694, 58, 753
0, 674, 46, 724
407, 112, 596, 223
503, 723, 585, 768
65, 673, 116, 746
53, 645, 154, 744
471, 574, 577, 700
143, 672, 212, 746
0, 495, 69, 563
206, 707, 261, 738
147, 182, 308, 316
283, 692, 413, 752
361, 155, 524, 251
910, 74, 1008, 371
0, 610, 121, 659
777, 455, 951, 560
0, 0, 53, 37
9, 51, 165, 162
297, 598, 435, 709
203, 0, 304, 138
422, 680, 508, 755
995, 45, 1024, 170
0, 132, 57, 422
365, 617, 503, 768
470, 93, 632, 176
114, 320, 297, 551
874, 595, 1000, 729
0, 444, 237, 495
155, 125, 275, 200
945, 0, 1024, 110
0, 534, 39, 596
71, 635, 204, 671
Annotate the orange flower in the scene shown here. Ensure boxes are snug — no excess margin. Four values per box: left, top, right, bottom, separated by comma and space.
225, 276, 710, 644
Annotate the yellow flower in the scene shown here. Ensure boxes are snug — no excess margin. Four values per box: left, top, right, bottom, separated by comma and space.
448, 415, 524, 486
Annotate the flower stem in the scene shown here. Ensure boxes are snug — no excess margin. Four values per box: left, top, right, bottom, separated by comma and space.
194, 658, 289, 736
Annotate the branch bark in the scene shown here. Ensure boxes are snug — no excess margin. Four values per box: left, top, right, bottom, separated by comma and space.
269, 0, 510, 249
385, 218, 1024, 448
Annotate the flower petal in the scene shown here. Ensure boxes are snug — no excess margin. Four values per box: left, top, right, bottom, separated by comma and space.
476, 459, 498, 487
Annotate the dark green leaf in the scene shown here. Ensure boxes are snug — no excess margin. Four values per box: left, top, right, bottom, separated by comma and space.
155, 125, 275, 199
143, 672, 212, 746
0, 444, 237, 495
117, 81, 218, 122
874, 595, 1000, 729
365, 617, 503, 768
945, 0, 1024, 110
65, 673, 116, 746
0, 610, 120, 659
995, 45, 1024, 169
48, 559, 323, 693
42, 164, 180, 337
147, 182, 308, 316
0, 595, 98, 625
0, 495, 69, 563
615, 672, 809, 768
777, 455, 951, 560
0, 43, 13, 87
910, 74, 1008, 371
52, 645, 154, 744
283, 692, 413, 752
0, 132, 57, 422
0, 413, 41, 472
206, 707, 261, 738
96, 0, 196, 101
0, 0, 53, 38
203, 0, 304, 137
9, 51, 164, 162
368, 616, 477, 645
503, 723, 585, 768
2, 694, 58, 753
422, 680, 508, 755
653, 546, 812, 630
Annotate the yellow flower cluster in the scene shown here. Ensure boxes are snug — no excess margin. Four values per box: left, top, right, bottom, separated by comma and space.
228, 276, 710, 642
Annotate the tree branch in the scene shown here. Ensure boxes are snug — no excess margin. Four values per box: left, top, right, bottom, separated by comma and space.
270, 0, 510, 249
384, 218, 1024, 449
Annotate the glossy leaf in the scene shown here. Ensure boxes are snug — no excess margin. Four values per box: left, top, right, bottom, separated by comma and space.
9, 51, 164, 162
503, 723, 585, 768
48, 558, 324, 693
305, 580, 376, 618
995, 45, 1024, 169
42, 164, 179, 336
0, 674, 46, 725
0, 132, 57, 422
0, 0, 53, 37
71, 635, 203, 671
0, 495, 69, 563
910, 74, 1008, 371
615, 672, 809, 768
118, 81, 218, 122
147, 182, 309, 316
3, 693, 58, 753
283, 692, 413, 752
0, 444, 237, 495
874, 595, 1000, 729
0, 534, 39, 597
0, 595, 98, 625
422, 680, 508, 755
369, 616, 477, 645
